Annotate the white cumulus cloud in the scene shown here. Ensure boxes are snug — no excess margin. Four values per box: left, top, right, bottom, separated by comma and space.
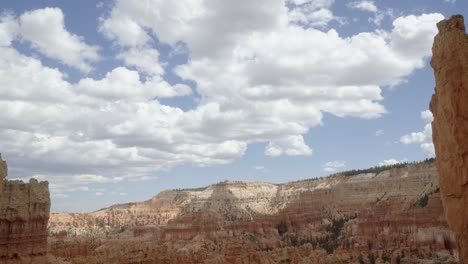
287, 0, 341, 28
400, 111, 435, 157
378, 158, 408, 166
0, 5, 444, 200
0, 12, 18, 46
265, 135, 312, 157
18, 8, 100, 72
348, 1, 378, 13
117, 47, 165, 76
420, 110, 433, 122
322, 160, 346, 172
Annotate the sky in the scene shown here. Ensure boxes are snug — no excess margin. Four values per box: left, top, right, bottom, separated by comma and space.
0, 0, 466, 212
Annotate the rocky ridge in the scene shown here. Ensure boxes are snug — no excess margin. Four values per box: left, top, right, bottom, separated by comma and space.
49, 162, 439, 236
49, 160, 458, 263
430, 14, 468, 263
0, 154, 51, 264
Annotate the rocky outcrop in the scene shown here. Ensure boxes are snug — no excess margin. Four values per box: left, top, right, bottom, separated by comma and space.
430, 14, 468, 262
49, 161, 458, 263
0, 154, 51, 263
49, 181, 280, 237
49, 163, 443, 236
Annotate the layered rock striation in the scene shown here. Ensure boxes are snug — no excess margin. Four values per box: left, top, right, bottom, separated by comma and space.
49, 161, 458, 263
430, 14, 468, 262
49, 162, 442, 235
0, 154, 51, 263
49, 181, 281, 237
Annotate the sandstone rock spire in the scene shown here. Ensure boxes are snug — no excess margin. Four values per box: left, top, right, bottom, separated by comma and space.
430, 14, 468, 262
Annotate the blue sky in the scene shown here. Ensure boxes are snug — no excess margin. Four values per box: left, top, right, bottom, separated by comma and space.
0, 0, 466, 212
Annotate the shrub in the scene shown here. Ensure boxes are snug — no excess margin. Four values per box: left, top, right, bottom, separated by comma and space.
416, 194, 429, 207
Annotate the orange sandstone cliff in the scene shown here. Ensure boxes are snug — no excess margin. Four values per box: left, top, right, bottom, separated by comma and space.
0, 155, 51, 264
430, 14, 468, 263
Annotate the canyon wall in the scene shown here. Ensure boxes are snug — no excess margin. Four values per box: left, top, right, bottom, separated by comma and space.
49, 161, 458, 263
0, 154, 51, 264
430, 14, 468, 262
49, 181, 281, 237
49, 163, 440, 236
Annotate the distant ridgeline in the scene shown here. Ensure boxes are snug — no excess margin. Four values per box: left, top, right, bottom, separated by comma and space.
285, 158, 435, 185
171, 158, 436, 190
331, 158, 435, 177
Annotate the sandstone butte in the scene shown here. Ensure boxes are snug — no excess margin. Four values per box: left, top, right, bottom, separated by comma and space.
430, 14, 468, 263
48, 160, 459, 263
0, 154, 50, 264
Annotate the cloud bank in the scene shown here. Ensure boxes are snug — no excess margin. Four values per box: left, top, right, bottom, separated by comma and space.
0, 2, 443, 197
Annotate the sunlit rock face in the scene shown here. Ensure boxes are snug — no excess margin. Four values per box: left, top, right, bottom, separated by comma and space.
430, 14, 468, 263
48, 164, 441, 234
48, 161, 458, 263
48, 181, 281, 237
0, 155, 51, 264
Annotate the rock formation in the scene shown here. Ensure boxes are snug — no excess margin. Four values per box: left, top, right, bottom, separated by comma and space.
430, 14, 468, 263
48, 160, 458, 263
49, 181, 281, 237
0, 154, 51, 264
49, 163, 442, 235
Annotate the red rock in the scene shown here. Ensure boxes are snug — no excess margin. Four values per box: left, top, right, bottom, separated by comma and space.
0, 155, 50, 264
48, 161, 457, 263
430, 14, 468, 263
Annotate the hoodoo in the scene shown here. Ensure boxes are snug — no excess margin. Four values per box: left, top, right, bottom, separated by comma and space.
48, 161, 457, 263
430, 14, 468, 262
0, 154, 51, 264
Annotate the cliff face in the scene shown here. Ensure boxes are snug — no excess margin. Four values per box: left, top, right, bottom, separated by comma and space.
430, 14, 468, 262
0, 155, 51, 264
49, 164, 441, 236
49, 161, 458, 263
49, 181, 281, 236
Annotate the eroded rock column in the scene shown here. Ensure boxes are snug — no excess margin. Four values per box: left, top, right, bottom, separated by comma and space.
0, 154, 51, 263
430, 14, 468, 262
